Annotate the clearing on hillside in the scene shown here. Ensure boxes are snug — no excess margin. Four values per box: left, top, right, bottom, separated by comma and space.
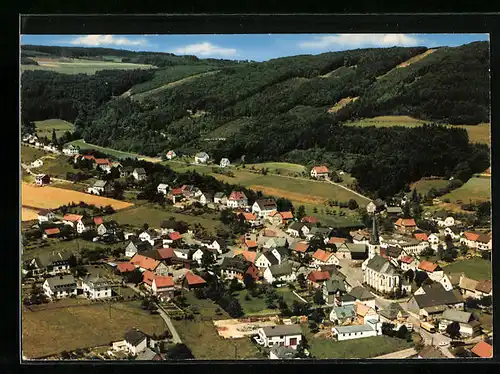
409, 178, 449, 196
245, 162, 306, 174
21, 145, 47, 164
327, 96, 359, 113
67, 140, 161, 162
35, 119, 74, 139
441, 176, 491, 204
442, 258, 491, 280
396, 49, 437, 68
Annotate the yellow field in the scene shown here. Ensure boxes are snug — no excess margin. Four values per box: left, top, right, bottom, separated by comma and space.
22, 207, 40, 221
21, 182, 133, 221
249, 185, 327, 205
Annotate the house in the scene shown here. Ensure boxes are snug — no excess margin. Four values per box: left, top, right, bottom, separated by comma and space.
287, 222, 310, 238
62, 144, 80, 156
438, 309, 481, 337
460, 231, 482, 249
166, 150, 176, 160
157, 183, 169, 195
252, 199, 278, 218
199, 192, 213, 205
363, 255, 410, 295
97, 221, 120, 236
62, 213, 83, 228
35, 174, 51, 186
323, 276, 348, 305
244, 239, 259, 251
270, 247, 290, 264
120, 166, 134, 178
238, 212, 261, 227
81, 275, 112, 299
76, 217, 96, 234
290, 241, 310, 257
130, 253, 169, 275
437, 216, 455, 228
221, 256, 260, 282
182, 271, 207, 290
332, 319, 382, 341
192, 248, 217, 266
124, 240, 153, 258
428, 233, 440, 248
30, 251, 72, 276
348, 286, 376, 309
310, 166, 329, 179
87, 180, 112, 195
475, 280, 492, 298
115, 262, 136, 275
336, 243, 367, 260
326, 237, 347, 246
354, 301, 379, 324
43, 275, 77, 299
227, 191, 248, 208
234, 250, 258, 264
263, 262, 296, 284
142, 271, 176, 300
335, 293, 358, 308
219, 158, 230, 168
257, 325, 302, 348
194, 152, 210, 164
329, 305, 356, 325
417, 259, 443, 276
458, 275, 484, 299
414, 232, 429, 242
378, 302, 410, 325
400, 256, 417, 272
94, 158, 113, 173
443, 227, 461, 241
417, 346, 446, 359
43, 227, 61, 239
470, 341, 493, 358
476, 233, 492, 252
407, 283, 464, 320
213, 192, 227, 205
132, 168, 147, 181
136, 347, 163, 361
350, 229, 371, 244
269, 345, 299, 360
386, 206, 403, 216
306, 227, 332, 241
30, 159, 43, 168
307, 270, 330, 289
255, 252, 279, 269
124, 329, 156, 356
312, 249, 340, 268
38, 209, 56, 224
263, 237, 288, 250
139, 229, 159, 246
267, 210, 284, 226
394, 218, 417, 234
202, 239, 226, 255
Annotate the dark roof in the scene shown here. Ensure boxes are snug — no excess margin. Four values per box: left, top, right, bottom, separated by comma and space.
365, 255, 398, 275
214, 192, 226, 198
413, 283, 463, 309
273, 246, 290, 258
319, 265, 346, 280
124, 329, 148, 346
309, 227, 332, 237
255, 199, 277, 211
45, 275, 76, 289
263, 252, 279, 266
220, 257, 250, 272
289, 222, 306, 231
129, 240, 153, 252
35, 251, 72, 268
379, 303, 408, 320
324, 278, 346, 293
373, 198, 386, 208
269, 262, 293, 277
349, 286, 375, 301
341, 294, 357, 303
262, 325, 302, 337
385, 246, 403, 258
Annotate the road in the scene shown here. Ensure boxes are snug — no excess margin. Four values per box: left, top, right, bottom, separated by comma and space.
372, 347, 417, 359
125, 283, 182, 344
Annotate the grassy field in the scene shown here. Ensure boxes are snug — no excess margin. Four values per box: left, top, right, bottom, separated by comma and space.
21, 145, 47, 164
410, 178, 449, 195
327, 96, 359, 113
441, 177, 491, 203
21, 57, 154, 75
344, 116, 491, 145
109, 204, 224, 233
232, 288, 304, 316
67, 139, 161, 163
442, 258, 492, 280
36, 154, 76, 178
171, 319, 261, 360
22, 301, 166, 358
181, 290, 230, 319
304, 327, 413, 359
35, 119, 74, 138
246, 162, 306, 174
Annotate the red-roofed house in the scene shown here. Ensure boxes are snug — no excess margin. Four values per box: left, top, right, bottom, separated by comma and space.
94, 158, 113, 173
115, 262, 136, 274
394, 218, 417, 234
307, 271, 330, 288
414, 233, 429, 242
183, 271, 207, 289
63, 214, 83, 226
156, 247, 175, 260
238, 212, 261, 227
400, 256, 417, 272
93, 216, 104, 225
267, 210, 284, 226
418, 260, 440, 273
291, 241, 310, 256
326, 237, 346, 246
43, 227, 60, 239
460, 231, 482, 249
245, 240, 259, 251
227, 191, 248, 209
142, 271, 175, 300
168, 231, 182, 241
279, 211, 294, 223
168, 188, 185, 204
130, 254, 169, 275
312, 249, 339, 268
235, 250, 258, 263
470, 341, 493, 358
310, 166, 329, 179
302, 216, 318, 224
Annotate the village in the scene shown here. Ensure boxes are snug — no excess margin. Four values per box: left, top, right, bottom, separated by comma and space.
20, 136, 493, 361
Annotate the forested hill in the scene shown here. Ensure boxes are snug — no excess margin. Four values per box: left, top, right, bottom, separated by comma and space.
21, 42, 490, 197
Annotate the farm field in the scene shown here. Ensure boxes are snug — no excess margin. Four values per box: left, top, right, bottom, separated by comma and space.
246, 162, 306, 174
171, 319, 261, 360
21, 145, 47, 163
410, 178, 449, 195
440, 176, 491, 203
35, 119, 74, 138
36, 155, 76, 178
303, 327, 413, 359
21, 182, 133, 221
22, 301, 166, 358
108, 204, 225, 233
21, 57, 154, 75
442, 258, 492, 280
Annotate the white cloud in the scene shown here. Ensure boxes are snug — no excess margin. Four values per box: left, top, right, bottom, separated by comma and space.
68, 35, 149, 47
298, 34, 421, 49
170, 42, 238, 57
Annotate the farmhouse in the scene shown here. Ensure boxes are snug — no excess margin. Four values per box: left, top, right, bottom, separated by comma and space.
219, 158, 230, 168
38, 209, 56, 224
194, 152, 210, 164
256, 325, 302, 348
81, 275, 112, 299
125, 239, 153, 258
310, 166, 329, 179
142, 271, 176, 300
166, 150, 176, 160
443, 227, 461, 240
476, 233, 492, 252
302, 216, 319, 224
30, 251, 72, 276
437, 216, 456, 228
252, 199, 278, 218
263, 262, 296, 284
460, 231, 487, 249
62, 214, 84, 228
279, 211, 294, 224
219, 256, 259, 282
97, 221, 120, 236
130, 253, 169, 275
332, 319, 382, 341
76, 217, 96, 234
394, 218, 417, 234
312, 249, 340, 268
400, 256, 417, 272
35, 174, 51, 186
227, 191, 248, 208
62, 144, 80, 156
157, 183, 169, 195
43, 275, 77, 299
287, 222, 310, 238
87, 180, 112, 195
255, 252, 279, 269
124, 329, 157, 356
182, 271, 207, 290
214, 192, 227, 205
132, 168, 147, 181
438, 309, 481, 337
307, 270, 330, 289
407, 283, 464, 320
238, 212, 261, 227
115, 262, 136, 275
139, 229, 159, 246
417, 260, 444, 282
43, 227, 61, 239
201, 239, 226, 254
95, 158, 113, 173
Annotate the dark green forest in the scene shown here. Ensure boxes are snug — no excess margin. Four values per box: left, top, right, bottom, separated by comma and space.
20, 42, 490, 198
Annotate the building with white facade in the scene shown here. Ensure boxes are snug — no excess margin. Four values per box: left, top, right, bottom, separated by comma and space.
43, 275, 78, 299
256, 325, 302, 348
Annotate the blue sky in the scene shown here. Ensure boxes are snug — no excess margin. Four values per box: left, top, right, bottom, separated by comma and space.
21, 34, 488, 61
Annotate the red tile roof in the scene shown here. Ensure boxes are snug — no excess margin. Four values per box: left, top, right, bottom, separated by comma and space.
279, 211, 294, 220
328, 237, 346, 244
312, 166, 329, 174
229, 191, 247, 201
245, 240, 258, 248
379, 248, 388, 259
312, 249, 333, 263
414, 233, 428, 241
63, 214, 83, 222
95, 158, 111, 165
130, 254, 160, 271
185, 271, 207, 286
93, 217, 104, 225
307, 270, 330, 283
269, 210, 280, 217
463, 232, 481, 241
241, 212, 257, 221
400, 256, 414, 264
142, 270, 155, 286
418, 260, 439, 273
302, 216, 318, 223
153, 276, 174, 288
170, 188, 183, 195
169, 231, 182, 241
395, 218, 416, 227
156, 247, 175, 259
44, 228, 60, 236
82, 155, 95, 161
235, 250, 257, 263
116, 262, 136, 273
475, 280, 492, 294
471, 341, 493, 358
263, 229, 278, 237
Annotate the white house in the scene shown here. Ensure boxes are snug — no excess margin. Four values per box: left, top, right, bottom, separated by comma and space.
256, 325, 302, 348
157, 183, 169, 195
252, 199, 278, 218
35, 174, 50, 186
310, 166, 329, 179
312, 249, 340, 268
150, 275, 175, 298
81, 275, 112, 299
227, 191, 248, 208
124, 329, 156, 356
263, 262, 296, 284
87, 180, 112, 195
30, 159, 43, 168
132, 168, 147, 181
287, 222, 310, 238
255, 252, 279, 269
428, 233, 440, 249
443, 227, 461, 241
194, 152, 210, 164
202, 239, 225, 255
400, 256, 417, 272
43, 275, 77, 299
219, 158, 230, 168
199, 192, 213, 205
139, 230, 158, 246
166, 150, 176, 160
62, 144, 80, 156
37, 209, 56, 224
332, 318, 382, 341
62, 213, 83, 228
214, 192, 227, 205
192, 248, 217, 266
437, 216, 455, 228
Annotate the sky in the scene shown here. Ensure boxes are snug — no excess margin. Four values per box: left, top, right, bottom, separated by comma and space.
21, 34, 488, 62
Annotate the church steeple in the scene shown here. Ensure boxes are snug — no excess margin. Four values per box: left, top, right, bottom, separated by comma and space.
370, 213, 379, 245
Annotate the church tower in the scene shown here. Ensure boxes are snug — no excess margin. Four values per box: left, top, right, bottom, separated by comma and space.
368, 213, 380, 259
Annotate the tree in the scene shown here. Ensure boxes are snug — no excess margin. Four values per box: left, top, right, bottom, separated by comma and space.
52, 128, 58, 145
396, 325, 410, 340
437, 244, 445, 261
229, 278, 243, 293
201, 250, 215, 270
446, 322, 461, 339
420, 247, 435, 258
411, 188, 419, 203
296, 205, 306, 221
313, 289, 325, 305
414, 271, 429, 288
226, 298, 244, 318
404, 269, 414, 283
297, 273, 307, 289
125, 268, 143, 285
243, 273, 256, 290
165, 344, 195, 360
402, 203, 411, 218
348, 199, 359, 210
